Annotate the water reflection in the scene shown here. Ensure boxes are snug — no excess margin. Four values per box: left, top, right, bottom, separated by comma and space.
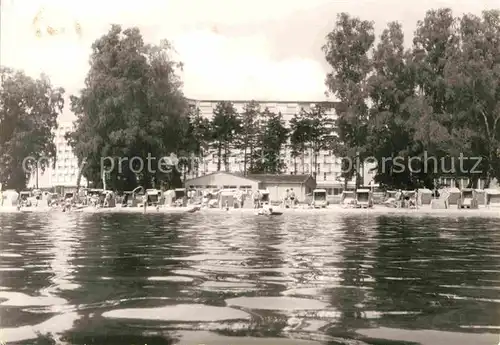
334, 217, 375, 330
0, 214, 80, 341
0, 213, 498, 344
43, 213, 81, 303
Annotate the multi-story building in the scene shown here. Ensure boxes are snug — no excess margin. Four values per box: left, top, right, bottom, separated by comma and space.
27, 121, 87, 190
28, 100, 369, 195
186, 98, 359, 194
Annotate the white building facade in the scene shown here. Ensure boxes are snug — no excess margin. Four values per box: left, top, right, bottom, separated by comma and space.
27, 100, 370, 193
27, 121, 87, 189
187, 99, 360, 194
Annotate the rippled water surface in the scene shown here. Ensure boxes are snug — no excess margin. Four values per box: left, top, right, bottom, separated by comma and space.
0, 212, 499, 344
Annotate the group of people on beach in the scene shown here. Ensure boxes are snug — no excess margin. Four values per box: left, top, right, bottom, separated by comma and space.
199, 189, 246, 209
282, 188, 296, 208
394, 189, 417, 208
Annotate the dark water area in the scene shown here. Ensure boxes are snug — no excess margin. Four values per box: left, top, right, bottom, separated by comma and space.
0, 212, 499, 345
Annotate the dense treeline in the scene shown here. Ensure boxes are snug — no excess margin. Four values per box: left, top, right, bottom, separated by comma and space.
190, 100, 334, 177
324, 9, 500, 189
63, 24, 335, 190
1, 8, 499, 191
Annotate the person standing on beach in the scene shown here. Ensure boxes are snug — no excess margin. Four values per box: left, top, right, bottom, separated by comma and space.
236, 190, 243, 208
395, 189, 402, 208
399, 189, 405, 208
253, 190, 260, 208
143, 193, 148, 213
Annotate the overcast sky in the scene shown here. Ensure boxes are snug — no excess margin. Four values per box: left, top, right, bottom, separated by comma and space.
1, 0, 498, 119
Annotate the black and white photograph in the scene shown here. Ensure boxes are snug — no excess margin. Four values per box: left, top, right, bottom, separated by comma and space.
0, 0, 499, 344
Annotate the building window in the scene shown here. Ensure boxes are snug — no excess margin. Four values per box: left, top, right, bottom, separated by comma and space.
324, 172, 327, 180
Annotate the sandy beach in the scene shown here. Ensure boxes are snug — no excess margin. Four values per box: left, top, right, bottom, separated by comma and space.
2, 204, 500, 217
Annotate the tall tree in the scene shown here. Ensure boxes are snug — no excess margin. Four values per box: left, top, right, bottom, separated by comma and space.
323, 13, 375, 187
410, 8, 462, 187
302, 104, 335, 177
252, 108, 288, 174
210, 101, 241, 172
367, 22, 425, 189
66, 25, 189, 191
184, 106, 211, 176
238, 101, 261, 175
444, 10, 500, 187
289, 113, 309, 174
0, 67, 64, 190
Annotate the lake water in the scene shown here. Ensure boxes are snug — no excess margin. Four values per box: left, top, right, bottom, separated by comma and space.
0, 212, 499, 345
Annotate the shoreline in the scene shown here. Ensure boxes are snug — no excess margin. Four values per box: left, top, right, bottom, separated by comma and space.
1, 204, 499, 217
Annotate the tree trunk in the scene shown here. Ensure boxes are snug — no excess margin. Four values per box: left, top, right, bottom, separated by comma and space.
485, 149, 494, 188
314, 147, 318, 178
217, 143, 222, 171
170, 169, 183, 188
140, 172, 152, 190
467, 174, 478, 189
301, 149, 305, 174
35, 161, 39, 189
224, 143, 229, 172
249, 144, 254, 172
243, 147, 247, 175
355, 151, 360, 188
75, 158, 87, 194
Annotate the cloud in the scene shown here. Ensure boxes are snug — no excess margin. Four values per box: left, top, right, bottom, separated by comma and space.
173, 30, 327, 101
4, 0, 496, 111
0, 0, 329, 108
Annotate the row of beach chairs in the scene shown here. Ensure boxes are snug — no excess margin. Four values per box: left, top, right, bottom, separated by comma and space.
339, 188, 500, 209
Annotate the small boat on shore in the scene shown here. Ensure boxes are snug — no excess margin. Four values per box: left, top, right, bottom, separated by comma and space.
257, 210, 283, 216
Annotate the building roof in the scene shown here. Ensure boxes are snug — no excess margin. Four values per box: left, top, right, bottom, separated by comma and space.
185, 172, 315, 185
247, 174, 313, 184
185, 171, 261, 183
185, 98, 339, 105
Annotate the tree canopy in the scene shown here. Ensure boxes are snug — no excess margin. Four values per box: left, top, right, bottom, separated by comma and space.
66, 25, 190, 190
0, 67, 64, 190
252, 108, 289, 174
6, 9, 498, 192
324, 9, 500, 189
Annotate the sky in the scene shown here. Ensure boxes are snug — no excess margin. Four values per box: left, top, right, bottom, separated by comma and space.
1, 0, 498, 119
